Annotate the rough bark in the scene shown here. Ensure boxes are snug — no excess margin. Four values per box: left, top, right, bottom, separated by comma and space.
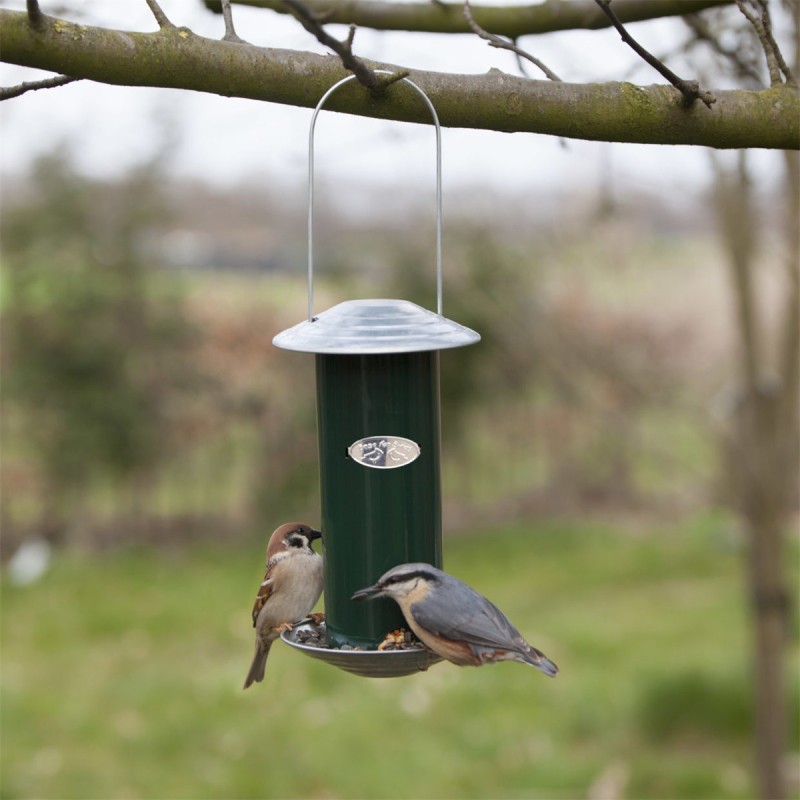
1, 10, 797, 149
206, 0, 733, 37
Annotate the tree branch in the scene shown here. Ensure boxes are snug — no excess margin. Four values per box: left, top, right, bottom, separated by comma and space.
683, 13, 765, 87
463, 0, 561, 81
1, 10, 797, 149
281, 0, 383, 92
26, 0, 43, 28
735, 0, 797, 86
220, 0, 246, 42
0, 73, 80, 101
207, 0, 734, 37
145, 0, 174, 30
594, 0, 716, 108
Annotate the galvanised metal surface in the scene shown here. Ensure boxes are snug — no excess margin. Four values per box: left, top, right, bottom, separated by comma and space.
316, 350, 443, 649
272, 299, 480, 355
281, 622, 442, 678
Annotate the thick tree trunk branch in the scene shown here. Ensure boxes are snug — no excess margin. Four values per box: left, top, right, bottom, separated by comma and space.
1, 10, 797, 149
207, 0, 734, 37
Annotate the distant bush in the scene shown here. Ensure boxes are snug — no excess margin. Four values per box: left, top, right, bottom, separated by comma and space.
1, 150, 197, 544
637, 669, 753, 742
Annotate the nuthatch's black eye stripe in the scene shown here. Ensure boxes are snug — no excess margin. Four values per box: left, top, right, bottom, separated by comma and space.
383, 568, 439, 585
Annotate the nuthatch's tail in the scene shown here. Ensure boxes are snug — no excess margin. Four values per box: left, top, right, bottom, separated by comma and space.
523, 646, 559, 677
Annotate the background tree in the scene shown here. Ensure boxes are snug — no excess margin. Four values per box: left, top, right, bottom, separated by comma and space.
1, 2, 797, 799
1, 148, 197, 545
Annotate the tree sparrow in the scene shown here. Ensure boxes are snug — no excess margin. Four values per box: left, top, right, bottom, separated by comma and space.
243, 522, 324, 689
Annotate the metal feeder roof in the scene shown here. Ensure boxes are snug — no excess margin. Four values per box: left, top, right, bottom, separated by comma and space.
272, 298, 481, 355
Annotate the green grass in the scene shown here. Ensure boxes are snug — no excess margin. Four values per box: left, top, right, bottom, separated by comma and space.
2, 515, 796, 799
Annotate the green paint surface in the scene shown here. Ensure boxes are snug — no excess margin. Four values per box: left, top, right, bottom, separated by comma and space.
316, 351, 442, 647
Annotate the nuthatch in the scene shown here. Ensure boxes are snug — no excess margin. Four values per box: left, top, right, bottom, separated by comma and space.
352, 563, 558, 677
243, 523, 324, 689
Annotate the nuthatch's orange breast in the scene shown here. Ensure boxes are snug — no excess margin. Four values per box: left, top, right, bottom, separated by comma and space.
394, 582, 481, 666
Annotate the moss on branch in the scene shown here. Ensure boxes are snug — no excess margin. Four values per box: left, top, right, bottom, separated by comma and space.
1, 10, 798, 150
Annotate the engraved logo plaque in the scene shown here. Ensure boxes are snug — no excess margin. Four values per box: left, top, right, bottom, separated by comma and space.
348, 436, 421, 469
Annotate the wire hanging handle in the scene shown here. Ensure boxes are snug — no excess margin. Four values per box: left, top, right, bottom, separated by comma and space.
307, 71, 443, 321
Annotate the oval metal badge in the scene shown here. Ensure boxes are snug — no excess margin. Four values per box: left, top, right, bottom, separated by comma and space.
348, 436, 421, 469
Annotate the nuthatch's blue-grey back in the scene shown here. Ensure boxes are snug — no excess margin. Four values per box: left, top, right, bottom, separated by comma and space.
352, 563, 558, 677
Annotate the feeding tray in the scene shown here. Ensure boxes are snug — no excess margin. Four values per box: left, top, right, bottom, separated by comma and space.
281, 622, 442, 678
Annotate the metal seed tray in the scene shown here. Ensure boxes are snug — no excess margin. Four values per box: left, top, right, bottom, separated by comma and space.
281, 621, 442, 678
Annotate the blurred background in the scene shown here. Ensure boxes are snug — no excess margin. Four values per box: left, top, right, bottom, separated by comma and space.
1, 2, 798, 799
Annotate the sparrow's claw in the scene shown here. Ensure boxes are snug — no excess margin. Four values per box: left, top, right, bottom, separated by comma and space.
273, 622, 294, 635
306, 612, 326, 626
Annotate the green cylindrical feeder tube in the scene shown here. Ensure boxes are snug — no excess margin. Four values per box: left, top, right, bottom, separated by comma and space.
316, 351, 442, 649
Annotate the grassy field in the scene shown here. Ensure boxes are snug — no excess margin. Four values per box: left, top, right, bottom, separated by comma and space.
2, 514, 797, 800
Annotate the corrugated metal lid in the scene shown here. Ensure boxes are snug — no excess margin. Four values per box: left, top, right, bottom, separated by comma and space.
273, 299, 480, 354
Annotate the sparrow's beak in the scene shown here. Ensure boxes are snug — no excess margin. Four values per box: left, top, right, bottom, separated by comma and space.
308, 528, 323, 542
351, 583, 383, 601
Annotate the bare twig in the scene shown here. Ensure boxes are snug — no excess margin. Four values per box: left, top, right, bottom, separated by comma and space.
463, 0, 562, 81
512, 49, 534, 80
145, 0, 174, 29
736, 0, 781, 82
594, 0, 716, 107
26, 0, 43, 27
0, 74, 80, 101
683, 13, 765, 86
735, 0, 796, 86
759, 1, 796, 85
220, 0, 247, 42
282, 0, 407, 93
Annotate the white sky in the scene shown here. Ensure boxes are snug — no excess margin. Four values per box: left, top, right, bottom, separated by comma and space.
0, 0, 789, 207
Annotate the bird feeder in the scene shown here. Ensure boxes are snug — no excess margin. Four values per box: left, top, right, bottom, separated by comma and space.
275, 74, 479, 677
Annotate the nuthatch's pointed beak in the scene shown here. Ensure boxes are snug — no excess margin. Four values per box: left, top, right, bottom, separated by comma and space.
351, 583, 382, 601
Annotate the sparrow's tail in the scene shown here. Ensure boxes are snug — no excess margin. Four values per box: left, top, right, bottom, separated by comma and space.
523, 645, 559, 678
243, 641, 272, 689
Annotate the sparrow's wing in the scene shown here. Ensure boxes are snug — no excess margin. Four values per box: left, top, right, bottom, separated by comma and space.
250, 573, 275, 627
410, 580, 525, 651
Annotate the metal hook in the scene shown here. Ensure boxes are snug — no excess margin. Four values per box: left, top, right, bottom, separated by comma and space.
307, 71, 443, 322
